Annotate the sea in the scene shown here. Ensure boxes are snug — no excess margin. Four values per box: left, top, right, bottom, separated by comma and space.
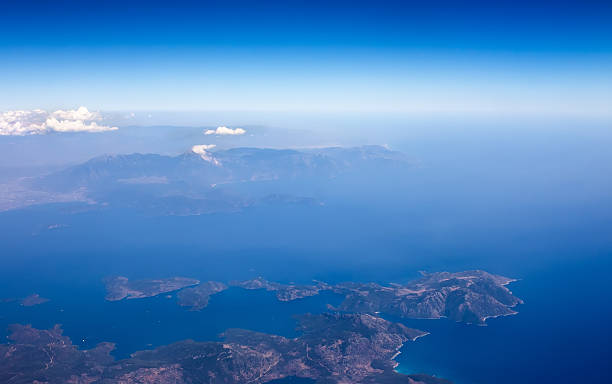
1, 200, 611, 384
1, 127, 611, 383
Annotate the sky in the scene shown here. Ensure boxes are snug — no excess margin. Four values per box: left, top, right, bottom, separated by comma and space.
1, 0, 611, 117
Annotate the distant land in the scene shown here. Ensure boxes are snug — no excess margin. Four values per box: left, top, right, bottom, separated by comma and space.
0, 145, 409, 214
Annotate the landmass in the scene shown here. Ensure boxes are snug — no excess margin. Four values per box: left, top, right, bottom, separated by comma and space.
0, 324, 116, 383
229, 271, 522, 325
1, 270, 520, 382
176, 281, 228, 310
332, 270, 522, 325
100, 270, 522, 325
103, 276, 200, 301
0, 313, 446, 384
230, 277, 331, 301
0, 145, 409, 214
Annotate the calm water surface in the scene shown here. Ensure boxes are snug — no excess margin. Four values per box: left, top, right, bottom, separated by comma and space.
1, 198, 611, 384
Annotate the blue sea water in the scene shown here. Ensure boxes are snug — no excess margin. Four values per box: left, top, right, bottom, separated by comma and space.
0, 201, 610, 384
0, 285, 342, 358
2, 126, 612, 383
395, 258, 612, 384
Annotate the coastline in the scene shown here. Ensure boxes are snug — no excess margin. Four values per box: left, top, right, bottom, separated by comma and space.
391, 331, 430, 371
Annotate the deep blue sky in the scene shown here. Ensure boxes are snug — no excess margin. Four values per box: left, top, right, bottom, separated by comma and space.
3, 0, 612, 51
1, 0, 611, 115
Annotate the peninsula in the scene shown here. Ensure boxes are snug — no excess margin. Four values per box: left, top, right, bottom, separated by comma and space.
0, 313, 449, 384
103, 276, 200, 301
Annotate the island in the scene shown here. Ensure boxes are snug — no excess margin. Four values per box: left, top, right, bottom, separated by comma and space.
1, 270, 521, 382
102, 271, 521, 325
228, 271, 522, 325
230, 277, 332, 301
332, 270, 523, 325
103, 276, 200, 301
0, 313, 449, 384
176, 281, 228, 310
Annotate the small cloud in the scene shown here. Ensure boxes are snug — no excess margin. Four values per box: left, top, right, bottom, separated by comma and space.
0, 107, 117, 136
45, 117, 117, 133
191, 144, 220, 165
192, 144, 216, 152
204, 126, 246, 136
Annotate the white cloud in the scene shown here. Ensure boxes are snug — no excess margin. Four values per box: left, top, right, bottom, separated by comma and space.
191, 144, 221, 165
45, 117, 116, 133
204, 126, 246, 136
52, 106, 99, 121
0, 110, 48, 135
0, 107, 117, 136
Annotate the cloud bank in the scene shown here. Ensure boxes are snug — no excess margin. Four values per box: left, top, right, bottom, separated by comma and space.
204, 126, 246, 136
0, 107, 118, 136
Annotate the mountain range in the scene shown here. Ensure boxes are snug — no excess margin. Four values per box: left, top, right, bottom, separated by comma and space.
1, 145, 409, 214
